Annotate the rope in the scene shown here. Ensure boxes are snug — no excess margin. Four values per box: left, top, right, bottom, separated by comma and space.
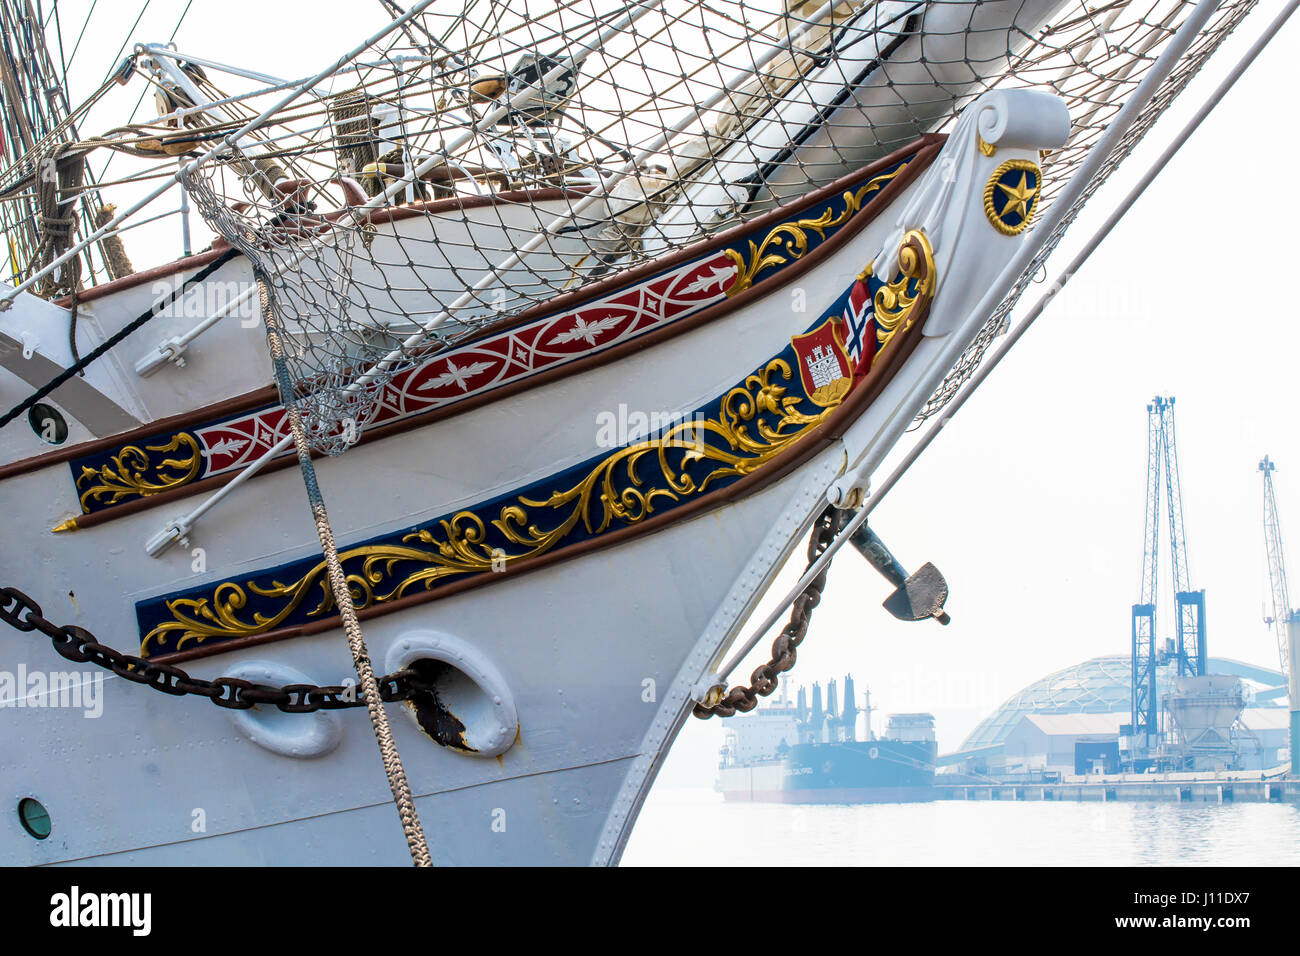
31, 143, 84, 299
27, 143, 86, 368
331, 88, 382, 196
0, 247, 238, 431
255, 271, 433, 868
66, 283, 80, 371
95, 0, 196, 184
92, 203, 134, 279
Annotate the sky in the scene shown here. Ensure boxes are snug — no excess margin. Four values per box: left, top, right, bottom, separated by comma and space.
659, 0, 1300, 782
38, 0, 1300, 779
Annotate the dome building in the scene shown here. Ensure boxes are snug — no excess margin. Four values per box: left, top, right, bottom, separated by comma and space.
950, 655, 1289, 775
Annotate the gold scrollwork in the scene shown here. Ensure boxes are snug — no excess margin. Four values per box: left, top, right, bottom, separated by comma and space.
140, 360, 841, 654
723, 165, 907, 298
76, 433, 202, 510
874, 230, 936, 349
853, 229, 937, 352
140, 224, 941, 656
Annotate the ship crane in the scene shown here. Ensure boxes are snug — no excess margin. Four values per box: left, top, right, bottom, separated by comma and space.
1130, 397, 1207, 758
1259, 456, 1300, 774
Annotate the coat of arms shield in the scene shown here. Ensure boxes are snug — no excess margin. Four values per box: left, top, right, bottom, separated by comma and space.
791, 318, 853, 407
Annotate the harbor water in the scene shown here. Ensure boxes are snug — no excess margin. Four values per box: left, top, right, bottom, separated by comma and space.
620, 788, 1300, 866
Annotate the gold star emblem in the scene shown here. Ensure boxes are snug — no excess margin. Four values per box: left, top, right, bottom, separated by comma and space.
983, 160, 1042, 236
996, 172, 1037, 223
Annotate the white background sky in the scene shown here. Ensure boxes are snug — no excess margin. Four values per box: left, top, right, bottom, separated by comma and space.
44, 0, 1300, 780
663, 0, 1300, 781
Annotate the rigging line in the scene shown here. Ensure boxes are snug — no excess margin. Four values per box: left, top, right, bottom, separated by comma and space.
376, 0, 460, 62
0, 248, 237, 431
22, 0, 66, 122
716, 0, 1298, 686
0, 9, 31, 141
446, 0, 491, 59
50, 1, 75, 118
64, 0, 97, 75
96, 0, 195, 183
96, 0, 153, 95
67, 13, 140, 111
0, 32, 39, 153
377, 0, 430, 56
0, 73, 121, 176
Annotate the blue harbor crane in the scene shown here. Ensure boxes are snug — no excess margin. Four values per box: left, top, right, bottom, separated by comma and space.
1130, 397, 1207, 756
1259, 456, 1300, 774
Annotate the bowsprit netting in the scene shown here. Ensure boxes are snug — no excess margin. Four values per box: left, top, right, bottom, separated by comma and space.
132, 0, 1258, 450
182, 158, 400, 455
913, 0, 1258, 427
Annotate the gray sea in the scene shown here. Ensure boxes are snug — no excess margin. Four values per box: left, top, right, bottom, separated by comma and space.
620, 789, 1300, 866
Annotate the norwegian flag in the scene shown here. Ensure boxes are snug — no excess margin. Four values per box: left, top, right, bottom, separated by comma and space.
841, 276, 876, 372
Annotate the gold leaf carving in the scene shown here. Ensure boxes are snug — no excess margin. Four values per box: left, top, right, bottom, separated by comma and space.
724, 164, 907, 298
76, 433, 202, 510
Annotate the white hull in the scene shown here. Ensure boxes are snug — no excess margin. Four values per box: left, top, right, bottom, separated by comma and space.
0, 92, 1068, 865
12, 464, 826, 865
0, 193, 611, 461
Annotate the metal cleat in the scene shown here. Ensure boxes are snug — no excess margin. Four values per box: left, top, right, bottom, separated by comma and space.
848, 523, 950, 625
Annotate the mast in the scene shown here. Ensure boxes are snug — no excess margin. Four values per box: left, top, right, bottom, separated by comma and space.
842, 674, 858, 742
0, 0, 101, 288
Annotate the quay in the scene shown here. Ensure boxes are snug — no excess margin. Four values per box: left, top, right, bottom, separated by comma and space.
936, 769, 1298, 803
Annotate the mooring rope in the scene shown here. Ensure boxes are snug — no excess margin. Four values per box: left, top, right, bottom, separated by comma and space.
256, 272, 433, 868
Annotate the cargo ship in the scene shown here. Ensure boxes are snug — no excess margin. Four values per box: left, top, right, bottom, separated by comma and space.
715, 676, 937, 803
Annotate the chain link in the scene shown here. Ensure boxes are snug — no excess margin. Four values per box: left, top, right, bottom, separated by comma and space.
0, 586, 431, 712
2, 505, 847, 719
693, 505, 850, 719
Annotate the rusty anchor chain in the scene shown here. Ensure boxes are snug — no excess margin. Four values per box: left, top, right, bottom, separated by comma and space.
693, 504, 850, 719
4, 506, 852, 720
0, 585, 435, 712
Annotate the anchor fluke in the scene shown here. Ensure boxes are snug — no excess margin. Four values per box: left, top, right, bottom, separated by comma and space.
882, 561, 951, 625
848, 523, 951, 625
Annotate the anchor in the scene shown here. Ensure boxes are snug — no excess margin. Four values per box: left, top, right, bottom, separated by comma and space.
847, 521, 950, 625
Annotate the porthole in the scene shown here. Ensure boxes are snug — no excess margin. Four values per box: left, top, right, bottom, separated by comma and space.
404, 658, 490, 753
221, 661, 343, 758
28, 403, 68, 445
386, 631, 518, 757
18, 797, 50, 840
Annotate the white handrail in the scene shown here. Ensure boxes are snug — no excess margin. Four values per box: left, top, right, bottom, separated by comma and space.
144, 431, 293, 556
133, 281, 259, 376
